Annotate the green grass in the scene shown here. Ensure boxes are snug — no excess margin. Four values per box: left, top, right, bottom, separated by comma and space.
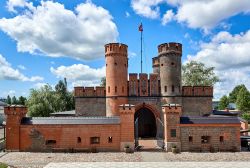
0, 163, 8, 168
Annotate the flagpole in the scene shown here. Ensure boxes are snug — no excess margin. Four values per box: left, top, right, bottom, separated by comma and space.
140, 28, 142, 73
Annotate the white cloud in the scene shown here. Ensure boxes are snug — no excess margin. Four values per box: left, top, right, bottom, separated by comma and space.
131, 0, 165, 19
161, 9, 174, 25
131, 0, 250, 31
174, 0, 250, 31
18, 64, 26, 70
125, 11, 130, 17
0, 1, 118, 60
0, 54, 43, 82
6, 0, 32, 12
128, 51, 137, 58
50, 64, 105, 87
187, 30, 250, 98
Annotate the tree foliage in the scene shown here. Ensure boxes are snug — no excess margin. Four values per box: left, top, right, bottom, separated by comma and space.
182, 61, 219, 86
100, 77, 106, 87
241, 112, 250, 122
18, 96, 27, 105
218, 95, 229, 110
26, 79, 75, 117
229, 84, 247, 103
11, 96, 18, 105
26, 85, 59, 117
236, 87, 250, 113
6, 95, 11, 105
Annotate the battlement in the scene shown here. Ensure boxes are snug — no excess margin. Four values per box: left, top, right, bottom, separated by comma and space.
105, 43, 128, 56
4, 105, 27, 116
74, 86, 106, 97
128, 73, 160, 96
158, 42, 182, 56
162, 104, 182, 114
182, 86, 213, 96
119, 104, 135, 114
152, 57, 159, 67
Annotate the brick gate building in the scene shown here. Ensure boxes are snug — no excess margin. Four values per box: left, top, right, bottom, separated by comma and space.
5, 42, 242, 152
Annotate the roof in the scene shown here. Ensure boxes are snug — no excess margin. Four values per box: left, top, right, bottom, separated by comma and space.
50, 110, 75, 115
0, 101, 7, 107
21, 116, 120, 125
180, 116, 241, 124
212, 110, 239, 116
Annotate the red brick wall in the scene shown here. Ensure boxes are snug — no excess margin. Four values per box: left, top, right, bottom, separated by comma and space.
19, 124, 121, 152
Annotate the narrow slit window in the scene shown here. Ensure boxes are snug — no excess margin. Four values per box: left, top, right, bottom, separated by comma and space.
164, 86, 167, 93
46, 140, 56, 145
189, 136, 193, 143
77, 137, 81, 143
108, 137, 112, 143
172, 85, 175, 92
108, 86, 110, 93
220, 136, 224, 142
115, 86, 117, 93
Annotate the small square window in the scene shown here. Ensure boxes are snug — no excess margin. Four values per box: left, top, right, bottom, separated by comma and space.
170, 129, 176, 138
220, 136, 224, 142
108, 137, 112, 143
201, 136, 210, 144
77, 137, 81, 143
189, 136, 193, 143
90, 137, 100, 144
46, 140, 56, 145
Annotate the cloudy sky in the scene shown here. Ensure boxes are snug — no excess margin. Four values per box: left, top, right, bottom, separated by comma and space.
0, 0, 250, 99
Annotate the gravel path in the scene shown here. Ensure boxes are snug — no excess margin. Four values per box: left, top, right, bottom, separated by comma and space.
0, 151, 250, 168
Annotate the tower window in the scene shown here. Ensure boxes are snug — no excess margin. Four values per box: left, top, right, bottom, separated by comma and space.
189, 136, 193, 143
106, 64, 107, 66
115, 62, 117, 65
108, 137, 112, 143
161, 64, 163, 66
115, 86, 117, 93
220, 136, 224, 142
171, 62, 175, 66
172, 85, 175, 92
77, 137, 81, 143
164, 86, 167, 93
108, 86, 110, 93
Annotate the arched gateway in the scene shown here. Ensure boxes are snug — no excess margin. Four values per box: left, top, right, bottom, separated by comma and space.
134, 104, 164, 149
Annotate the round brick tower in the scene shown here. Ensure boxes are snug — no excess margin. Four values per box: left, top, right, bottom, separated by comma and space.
158, 42, 182, 104
105, 43, 128, 116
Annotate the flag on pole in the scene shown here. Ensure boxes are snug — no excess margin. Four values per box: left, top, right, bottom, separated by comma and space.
139, 23, 143, 32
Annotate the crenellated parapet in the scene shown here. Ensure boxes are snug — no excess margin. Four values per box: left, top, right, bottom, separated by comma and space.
105, 43, 128, 57
182, 86, 213, 97
158, 42, 182, 56
74, 86, 106, 97
128, 73, 160, 96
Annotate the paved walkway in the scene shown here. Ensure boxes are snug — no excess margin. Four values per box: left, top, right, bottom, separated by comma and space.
44, 162, 250, 168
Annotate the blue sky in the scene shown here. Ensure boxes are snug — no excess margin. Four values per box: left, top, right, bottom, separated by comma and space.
0, 0, 250, 100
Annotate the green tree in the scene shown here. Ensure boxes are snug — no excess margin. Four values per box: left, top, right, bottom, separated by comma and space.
241, 112, 250, 122
11, 96, 18, 105
55, 78, 74, 111
218, 95, 229, 110
236, 88, 250, 113
182, 61, 219, 86
26, 85, 59, 117
18, 96, 27, 105
6, 95, 11, 105
100, 77, 106, 87
229, 84, 247, 103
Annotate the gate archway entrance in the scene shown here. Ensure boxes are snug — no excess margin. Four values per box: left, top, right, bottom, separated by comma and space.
134, 107, 157, 138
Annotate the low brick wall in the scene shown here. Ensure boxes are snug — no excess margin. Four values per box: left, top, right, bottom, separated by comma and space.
180, 125, 240, 152
19, 124, 121, 152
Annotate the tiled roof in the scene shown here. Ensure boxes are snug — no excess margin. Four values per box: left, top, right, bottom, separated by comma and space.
21, 116, 120, 125
180, 116, 241, 124
50, 110, 75, 115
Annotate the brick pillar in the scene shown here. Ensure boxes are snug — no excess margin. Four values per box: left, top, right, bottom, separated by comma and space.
119, 104, 135, 151
162, 104, 182, 152
4, 105, 27, 151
